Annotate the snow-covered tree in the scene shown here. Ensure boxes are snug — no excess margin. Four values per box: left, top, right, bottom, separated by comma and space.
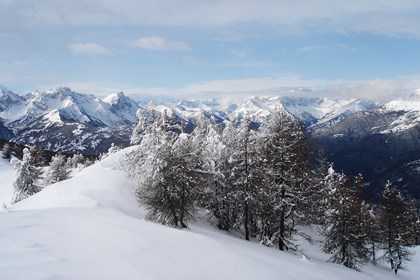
133, 111, 206, 228
12, 148, 42, 203
323, 170, 371, 270
46, 154, 70, 185
228, 119, 262, 240
66, 153, 85, 169
258, 110, 310, 250
2, 143, 11, 159
29, 146, 47, 166
350, 174, 380, 266
304, 150, 331, 226
378, 181, 412, 274
191, 114, 232, 230
130, 108, 157, 145
407, 199, 420, 245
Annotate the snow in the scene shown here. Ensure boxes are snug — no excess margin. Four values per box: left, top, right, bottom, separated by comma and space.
1, 87, 140, 127
0, 148, 418, 280
43, 109, 63, 125
378, 90, 420, 133
384, 90, 420, 112
102, 91, 125, 105
0, 157, 15, 207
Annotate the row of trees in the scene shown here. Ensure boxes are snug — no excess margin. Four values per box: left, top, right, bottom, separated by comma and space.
125, 109, 419, 274
321, 170, 418, 273
6, 146, 90, 203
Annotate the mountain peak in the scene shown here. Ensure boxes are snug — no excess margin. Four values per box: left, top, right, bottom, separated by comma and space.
103, 91, 127, 105
56, 87, 72, 93
384, 90, 420, 112
0, 84, 11, 93
0, 86, 26, 115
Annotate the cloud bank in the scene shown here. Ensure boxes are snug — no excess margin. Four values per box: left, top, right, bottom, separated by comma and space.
2, 0, 420, 39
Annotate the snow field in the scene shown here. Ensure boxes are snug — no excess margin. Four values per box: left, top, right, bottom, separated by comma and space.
0, 149, 418, 280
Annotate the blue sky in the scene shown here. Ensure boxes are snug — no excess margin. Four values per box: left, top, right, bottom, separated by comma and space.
1, 0, 420, 101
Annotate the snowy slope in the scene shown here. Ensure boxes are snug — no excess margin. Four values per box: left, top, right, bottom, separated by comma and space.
0, 157, 14, 207
380, 90, 420, 133
0, 149, 418, 280
0, 85, 27, 120
384, 89, 420, 112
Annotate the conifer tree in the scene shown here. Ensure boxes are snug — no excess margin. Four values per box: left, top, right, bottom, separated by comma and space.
130, 108, 157, 145
228, 120, 262, 240
323, 170, 370, 269
29, 146, 47, 166
134, 112, 206, 228
12, 148, 42, 203
46, 154, 70, 185
408, 199, 420, 245
66, 153, 85, 169
259, 110, 309, 251
305, 150, 331, 226
194, 116, 234, 231
378, 181, 412, 274
2, 143, 11, 159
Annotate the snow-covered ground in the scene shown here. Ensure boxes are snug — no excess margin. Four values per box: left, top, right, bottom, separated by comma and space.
0, 150, 418, 280
0, 157, 14, 207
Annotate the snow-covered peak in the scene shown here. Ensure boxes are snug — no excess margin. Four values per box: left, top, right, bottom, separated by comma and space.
0, 86, 27, 119
225, 96, 377, 126
376, 90, 420, 133
102, 91, 140, 123
102, 91, 126, 105
228, 96, 280, 121
0, 85, 16, 95
1, 87, 140, 127
384, 89, 420, 112
0, 86, 25, 107
43, 109, 63, 125
308, 98, 377, 127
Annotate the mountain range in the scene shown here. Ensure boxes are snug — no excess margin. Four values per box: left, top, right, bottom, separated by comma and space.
0, 86, 139, 154
0, 85, 419, 199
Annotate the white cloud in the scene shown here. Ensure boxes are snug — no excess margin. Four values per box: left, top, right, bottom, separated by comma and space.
297, 45, 326, 52
177, 76, 420, 102
133, 36, 191, 51
68, 43, 110, 55
3, 1, 420, 39
335, 43, 358, 51
29, 75, 420, 103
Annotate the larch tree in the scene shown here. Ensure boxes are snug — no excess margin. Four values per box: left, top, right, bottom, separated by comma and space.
323, 170, 370, 269
378, 181, 413, 274
12, 148, 43, 203
46, 154, 70, 185
259, 109, 310, 251
228, 119, 262, 241
193, 115, 233, 231
134, 111, 206, 228
2, 143, 11, 159
130, 108, 157, 145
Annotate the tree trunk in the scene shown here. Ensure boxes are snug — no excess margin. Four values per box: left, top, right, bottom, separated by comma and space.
245, 202, 250, 240
279, 187, 286, 251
